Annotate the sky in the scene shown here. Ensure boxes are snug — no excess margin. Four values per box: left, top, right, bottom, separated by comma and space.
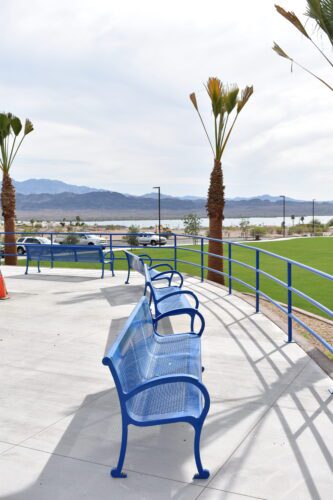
0, 0, 332, 200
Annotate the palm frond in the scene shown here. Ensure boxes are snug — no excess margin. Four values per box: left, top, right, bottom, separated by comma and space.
24, 119, 34, 135
205, 77, 223, 118
189, 92, 198, 111
189, 92, 215, 155
275, 4, 310, 38
10, 116, 22, 136
305, 0, 333, 45
237, 86, 254, 113
222, 85, 239, 114
0, 113, 11, 140
273, 42, 291, 60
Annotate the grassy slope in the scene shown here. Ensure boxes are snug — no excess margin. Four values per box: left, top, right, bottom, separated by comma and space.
19, 237, 333, 317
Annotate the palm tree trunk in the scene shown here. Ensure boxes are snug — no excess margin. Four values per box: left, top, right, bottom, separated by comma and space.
1, 173, 17, 266
206, 159, 225, 285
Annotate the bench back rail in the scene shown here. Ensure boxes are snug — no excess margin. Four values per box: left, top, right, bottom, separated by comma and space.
25, 244, 114, 278
125, 250, 183, 288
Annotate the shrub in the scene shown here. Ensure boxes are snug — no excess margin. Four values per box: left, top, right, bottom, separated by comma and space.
64, 234, 80, 245
126, 225, 140, 247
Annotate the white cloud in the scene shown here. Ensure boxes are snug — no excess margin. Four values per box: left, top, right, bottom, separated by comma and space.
0, 0, 331, 199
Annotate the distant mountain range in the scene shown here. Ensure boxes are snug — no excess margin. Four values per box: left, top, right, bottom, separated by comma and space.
0, 178, 332, 220
12, 178, 105, 195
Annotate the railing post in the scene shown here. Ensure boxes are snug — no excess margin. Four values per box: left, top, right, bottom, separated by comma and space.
109, 234, 113, 271
287, 262, 293, 342
200, 238, 204, 282
228, 243, 232, 294
173, 234, 177, 271
255, 250, 260, 313
51, 233, 54, 268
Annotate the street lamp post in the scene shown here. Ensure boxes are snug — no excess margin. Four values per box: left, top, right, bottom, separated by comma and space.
153, 186, 161, 243
312, 199, 315, 236
279, 195, 286, 237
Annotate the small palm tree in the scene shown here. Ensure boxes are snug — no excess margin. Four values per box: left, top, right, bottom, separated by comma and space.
291, 214, 295, 226
273, 1, 333, 92
0, 113, 34, 265
190, 78, 253, 284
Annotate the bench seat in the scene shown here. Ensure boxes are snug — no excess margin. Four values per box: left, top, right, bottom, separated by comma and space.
126, 331, 202, 422
143, 264, 204, 334
127, 378, 203, 423
153, 286, 199, 315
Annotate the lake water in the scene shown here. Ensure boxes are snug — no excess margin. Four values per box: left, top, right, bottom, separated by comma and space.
84, 215, 333, 228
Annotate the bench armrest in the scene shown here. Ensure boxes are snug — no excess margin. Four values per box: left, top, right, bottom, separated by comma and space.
138, 254, 152, 266
150, 263, 173, 272
152, 270, 184, 288
153, 308, 205, 337
156, 290, 199, 309
104, 250, 115, 260
124, 374, 210, 415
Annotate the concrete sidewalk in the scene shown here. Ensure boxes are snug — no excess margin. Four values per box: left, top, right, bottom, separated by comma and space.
0, 266, 332, 499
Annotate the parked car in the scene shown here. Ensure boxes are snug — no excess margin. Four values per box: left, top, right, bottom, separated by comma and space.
137, 233, 167, 246
56, 233, 107, 248
0, 243, 4, 259
76, 234, 107, 247
16, 236, 54, 255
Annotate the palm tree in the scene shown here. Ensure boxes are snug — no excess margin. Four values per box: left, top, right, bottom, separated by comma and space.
273, 1, 333, 92
190, 78, 253, 284
0, 113, 34, 265
291, 214, 295, 226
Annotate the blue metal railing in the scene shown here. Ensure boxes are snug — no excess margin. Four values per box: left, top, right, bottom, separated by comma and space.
1, 230, 332, 354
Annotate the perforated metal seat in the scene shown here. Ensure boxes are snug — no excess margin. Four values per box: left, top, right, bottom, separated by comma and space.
154, 286, 198, 315
143, 265, 204, 336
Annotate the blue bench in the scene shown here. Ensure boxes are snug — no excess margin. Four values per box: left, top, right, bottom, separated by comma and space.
124, 250, 183, 287
144, 264, 205, 333
25, 244, 114, 278
102, 296, 210, 480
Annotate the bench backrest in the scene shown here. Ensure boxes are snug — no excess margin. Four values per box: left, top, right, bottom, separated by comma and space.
125, 251, 153, 276
102, 297, 155, 395
26, 244, 53, 260
26, 244, 104, 262
144, 263, 152, 286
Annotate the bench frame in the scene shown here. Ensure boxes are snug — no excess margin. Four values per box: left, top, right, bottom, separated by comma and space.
25, 244, 115, 278
124, 251, 183, 287
102, 297, 210, 480
144, 264, 205, 334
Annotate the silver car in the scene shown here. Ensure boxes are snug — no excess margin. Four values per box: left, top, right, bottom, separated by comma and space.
16, 236, 54, 255
137, 233, 167, 246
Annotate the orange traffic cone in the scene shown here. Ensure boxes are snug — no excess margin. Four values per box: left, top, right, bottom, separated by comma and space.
0, 270, 9, 300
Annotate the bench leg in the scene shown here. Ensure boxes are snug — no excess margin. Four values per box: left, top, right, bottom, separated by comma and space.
193, 422, 210, 480
125, 267, 130, 284
111, 261, 115, 277
25, 259, 29, 275
111, 423, 128, 478
101, 263, 104, 279
38, 260, 41, 273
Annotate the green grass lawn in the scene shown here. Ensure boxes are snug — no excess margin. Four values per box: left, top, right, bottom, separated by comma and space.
18, 237, 333, 318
